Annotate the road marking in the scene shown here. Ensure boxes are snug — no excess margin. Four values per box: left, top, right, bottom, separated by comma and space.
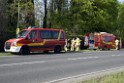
83, 51, 112, 54
68, 56, 99, 61
93, 56, 99, 58
116, 55, 121, 56
68, 57, 84, 60
111, 55, 116, 56
111, 54, 122, 57
0, 61, 45, 67
44, 66, 124, 83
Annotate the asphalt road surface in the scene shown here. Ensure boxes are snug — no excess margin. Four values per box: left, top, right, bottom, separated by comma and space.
0, 50, 124, 83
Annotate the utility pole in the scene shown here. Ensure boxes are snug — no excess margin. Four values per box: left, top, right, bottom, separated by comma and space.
16, 0, 20, 35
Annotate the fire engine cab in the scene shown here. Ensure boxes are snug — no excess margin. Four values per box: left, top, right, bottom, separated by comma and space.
84, 32, 116, 50
4, 28, 66, 54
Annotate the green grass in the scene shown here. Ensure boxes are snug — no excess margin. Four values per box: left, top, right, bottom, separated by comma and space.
79, 72, 124, 83
0, 52, 13, 56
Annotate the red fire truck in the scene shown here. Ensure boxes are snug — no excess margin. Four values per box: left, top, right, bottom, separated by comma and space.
4, 28, 66, 54
84, 32, 116, 50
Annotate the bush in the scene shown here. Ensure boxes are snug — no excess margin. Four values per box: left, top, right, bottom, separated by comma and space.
0, 31, 15, 52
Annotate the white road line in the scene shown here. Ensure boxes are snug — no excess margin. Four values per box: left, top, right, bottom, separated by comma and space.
93, 56, 99, 58
0, 61, 45, 67
68, 56, 99, 61
116, 55, 121, 56
111, 54, 122, 57
111, 55, 116, 56
83, 51, 112, 54
44, 66, 124, 83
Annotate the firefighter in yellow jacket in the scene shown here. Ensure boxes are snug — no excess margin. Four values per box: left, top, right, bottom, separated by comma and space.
115, 39, 119, 50
71, 38, 76, 51
64, 39, 68, 52
75, 37, 81, 51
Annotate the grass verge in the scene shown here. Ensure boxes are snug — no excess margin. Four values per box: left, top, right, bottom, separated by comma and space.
79, 72, 124, 83
0, 52, 13, 56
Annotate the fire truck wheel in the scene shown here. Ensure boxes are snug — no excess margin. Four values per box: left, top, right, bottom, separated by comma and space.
108, 48, 110, 50
102, 46, 106, 50
43, 51, 49, 53
19, 46, 30, 55
54, 46, 61, 53
93, 49, 97, 51
98, 46, 101, 49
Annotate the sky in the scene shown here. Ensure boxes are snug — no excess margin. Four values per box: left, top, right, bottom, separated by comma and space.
118, 0, 124, 2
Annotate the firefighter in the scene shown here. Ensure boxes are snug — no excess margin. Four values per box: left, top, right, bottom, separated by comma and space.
16, 28, 20, 37
28, 26, 32, 29
75, 37, 81, 51
115, 39, 119, 50
71, 38, 76, 51
64, 39, 68, 52
84, 36, 88, 46
67, 38, 71, 51
65, 38, 71, 52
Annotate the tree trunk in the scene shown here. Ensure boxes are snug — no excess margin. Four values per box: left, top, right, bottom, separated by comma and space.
43, 0, 47, 28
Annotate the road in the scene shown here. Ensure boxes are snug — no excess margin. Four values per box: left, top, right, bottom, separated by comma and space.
0, 50, 124, 83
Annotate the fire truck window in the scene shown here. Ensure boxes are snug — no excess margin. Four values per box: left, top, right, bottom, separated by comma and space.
101, 36, 104, 40
105, 36, 111, 42
17, 30, 29, 38
51, 31, 59, 39
60, 32, 64, 39
89, 33, 94, 40
40, 30, 51, 39
28, 30, 37, 39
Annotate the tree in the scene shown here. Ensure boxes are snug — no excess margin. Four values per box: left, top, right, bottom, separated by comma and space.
116, 2, 124, 38
19, 0, 35, 28
0, 0, 35, 51
0, 0, 8, 32
0, 0, 17, 51
43, 0, 48, 28
66, 0, 119, 35
48, 0, 70, 28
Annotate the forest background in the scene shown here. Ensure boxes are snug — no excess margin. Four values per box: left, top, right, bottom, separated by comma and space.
0, 0, 124, 51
